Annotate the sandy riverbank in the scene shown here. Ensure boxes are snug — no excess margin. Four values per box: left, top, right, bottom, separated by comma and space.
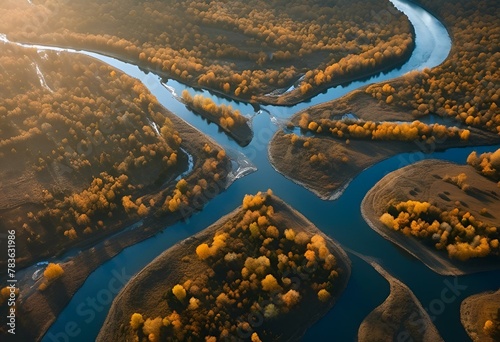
461, 289, 500, 342
358, 260, 443, 342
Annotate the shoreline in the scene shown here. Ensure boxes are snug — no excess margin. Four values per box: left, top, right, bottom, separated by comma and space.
268, 140, 356, 202
267, 143, 333, 201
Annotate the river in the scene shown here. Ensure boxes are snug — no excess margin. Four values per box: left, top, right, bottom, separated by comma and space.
2, 0, 498, 341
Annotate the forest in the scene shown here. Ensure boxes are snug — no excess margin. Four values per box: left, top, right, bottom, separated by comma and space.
365, 0, 499, 134
0, 0, 413, 104
0, 44, 230, 271
99, 191, 350, 341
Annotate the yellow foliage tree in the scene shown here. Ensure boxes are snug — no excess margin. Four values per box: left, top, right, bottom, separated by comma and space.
172, 284, 186, 301
266, 225, 279, 238
483, 319, 495, 336
380, 213, 396, 230
196, 243, 212, 260
261, 274, 281, 292
251, 332, 262, 342
242, 192, 266, 210
137, 203, 149, 217
130, 313, 144, 330
308, 121, 319, 131
284, 228, 295, 240
281, 289, 300, 307
176, 178, 188, 194
317, 289, 331, 302
143, 317, 163, 342
44, 263, 64, 281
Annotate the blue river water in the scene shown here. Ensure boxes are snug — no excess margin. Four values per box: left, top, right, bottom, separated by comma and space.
4, 0, 495, 340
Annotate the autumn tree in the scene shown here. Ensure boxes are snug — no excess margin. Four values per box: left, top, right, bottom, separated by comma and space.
172, 284, 187, 301
130, 313, 144, 330
44, 263, 64, 281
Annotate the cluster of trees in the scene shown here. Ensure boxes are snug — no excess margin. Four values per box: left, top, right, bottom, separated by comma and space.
299, 35, 413, 95
38, 263, 64, 291
443, 173, 470, 191
298, 113, 470, 142
28, 172, 132, 242
4, 0, 413, 101
380, 200, 499, 261
365, 0, 500, 134
161, 146, 228, 215
0, 47, 183, 242
181, 90, 248, 131
0, 45, 230, 270
128, 191, 342, 340
467, 148, 500, 183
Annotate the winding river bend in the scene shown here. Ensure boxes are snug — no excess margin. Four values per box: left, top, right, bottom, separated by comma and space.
2, 0, 498, 341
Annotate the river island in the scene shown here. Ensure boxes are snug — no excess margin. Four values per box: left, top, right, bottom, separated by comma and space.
361, 148, 500, 275
98, 191, 351, 341
180, 90, 254, 146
